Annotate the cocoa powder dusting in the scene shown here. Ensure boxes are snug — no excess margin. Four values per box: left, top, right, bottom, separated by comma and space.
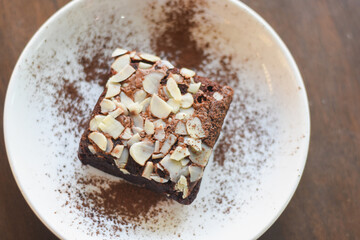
149, 0, 208, 69
59, 175, 168, 234
79, 52, 111, 87
54, 78, 88, 132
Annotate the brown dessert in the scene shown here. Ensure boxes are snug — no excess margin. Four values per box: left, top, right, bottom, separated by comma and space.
78, 48, 233, 204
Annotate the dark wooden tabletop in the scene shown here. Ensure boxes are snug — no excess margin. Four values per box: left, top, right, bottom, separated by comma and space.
1, 0, 359, 239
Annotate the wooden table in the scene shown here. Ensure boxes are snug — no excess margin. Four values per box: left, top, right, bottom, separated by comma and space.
1, 0, 359, 239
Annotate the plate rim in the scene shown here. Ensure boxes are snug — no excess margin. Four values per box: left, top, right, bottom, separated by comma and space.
3, 0, 310, 239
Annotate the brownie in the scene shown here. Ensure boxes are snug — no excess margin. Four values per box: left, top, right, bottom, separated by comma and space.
78, 48, 233, 204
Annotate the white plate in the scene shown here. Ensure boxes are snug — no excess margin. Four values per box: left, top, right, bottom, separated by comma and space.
4, 0, 310, 239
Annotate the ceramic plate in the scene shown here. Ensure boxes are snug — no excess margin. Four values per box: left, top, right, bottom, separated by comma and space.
4, 0, 310, 239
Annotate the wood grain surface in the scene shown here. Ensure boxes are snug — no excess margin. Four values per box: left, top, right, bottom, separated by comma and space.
0, 0, 359, 239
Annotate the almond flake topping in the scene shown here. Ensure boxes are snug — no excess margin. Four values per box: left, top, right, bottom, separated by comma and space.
111, 48, 128, 58
175, 175, 189, 198
99, 115, 125, 139
180, 68, 196, 78
100, 99, 116, 113
89, 115, 106, 131
111, 54, 130, 72
150, 94, 172, 119
213, 92, 223, 101
189, 165, 204, 182
142, 162, 154, 179
105, 83, 121, 98
109, 64, 136, 83
88, 132, 107, 151
140, 53, 161, 62
130, 142, 154, 166
111, 145, 124, 158
143, 72, 165, 94
138, 62, 153, 69
170, 146, 190, 161
188, 82, 201, 94
166, 77, 182, 101
189, 144, 212, 167
180, 93, 194, 108
186, 117, 206, 139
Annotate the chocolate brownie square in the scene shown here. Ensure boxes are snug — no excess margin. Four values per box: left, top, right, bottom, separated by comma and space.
78, 48, 233, 204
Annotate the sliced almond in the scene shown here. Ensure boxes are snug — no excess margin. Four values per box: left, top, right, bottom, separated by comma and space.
150, 94, 172, 119
189, 144, 212, 167
186, 117, 206, 139
142, 161, 154, 179
143, 72, 165, 94
88, 132, 107, 151
120, 169, 130, 175
128, 102, 142, 115
132, 126, 143, 134
175, 107, 194, 120
115, 147, 129, 169
130, 142, 154, 166
131, 114, 143, 129
160, 134, 177, 155
99, 115, 125, 139
175, 121, 187, 135
152, 153, 164, 159
130, 51, 140, 60
138, 62, 153, 69
159, 60, 174, 69
89, 115, 106, 131
180, 93, 194, 108
121, 128, 133, 140
109, 107, 124, 118
105, 83, 121, 98
106, 138, 114, 153
180, 68, 196, 78
181, 158, 190, 166
140, 53, 161, 62
127, 133, 141, 146
189, 165, 203, 182
100, 99, 116, 113
188, 82, 201, 94
111, 145, 124, 158
170, 146, 190, 161
134, 90, 147, 103
153, 119, 166, 128
175, 175, 189, 198
154, 125, 165, 141
144, 119, 155, 135
167, 98, 181, 113
88, 145, 97, 154
109, 64, 136, 83
111, 48, 128, 58
150, 174, 169, 183
120, 92, 135, 110
140, 97, 151, 112
113, 100, 129, 115
111, 54, 130, 72
156, 163, 165, 171
160, 86, 171, 99
213, 92, 223, 101
166, 77, 182, 101
179, 166, 190, 178
160, 155, 183, 182
154, 140, 160, 153
171, 74, 183, 83
184, 137, 202, 152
